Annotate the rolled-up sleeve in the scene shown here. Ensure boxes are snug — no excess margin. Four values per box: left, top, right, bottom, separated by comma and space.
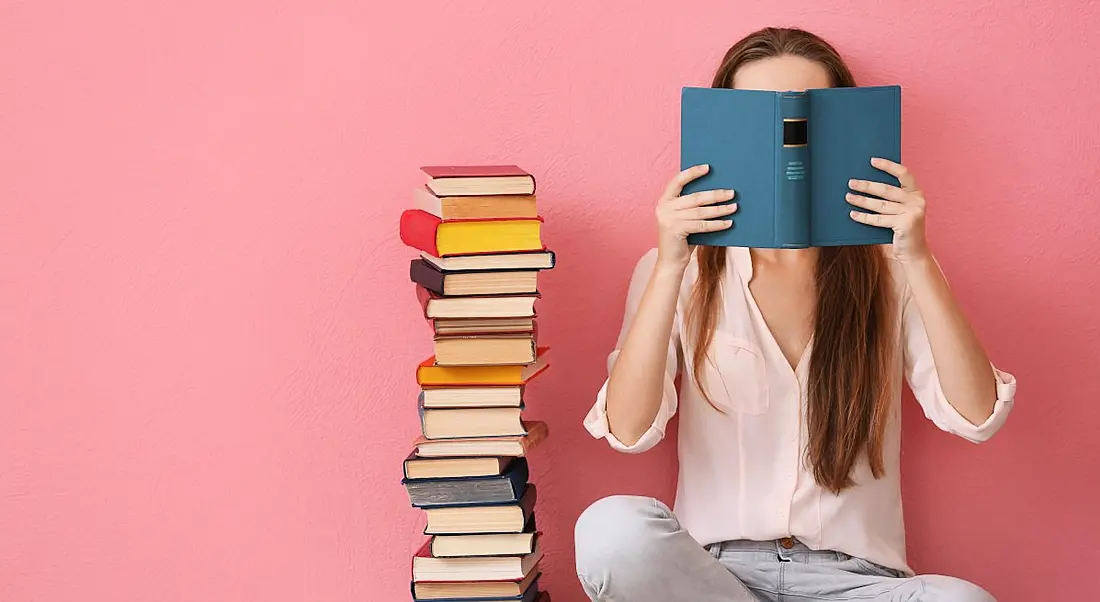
582, 249, 681, 453
902, 287, 1016, 443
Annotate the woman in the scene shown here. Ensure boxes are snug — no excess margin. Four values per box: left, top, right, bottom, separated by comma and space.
575, 27, 1016, 602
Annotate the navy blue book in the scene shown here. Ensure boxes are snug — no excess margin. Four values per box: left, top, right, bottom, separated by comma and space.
403, 458, 529, 508
680, 85, 902, 248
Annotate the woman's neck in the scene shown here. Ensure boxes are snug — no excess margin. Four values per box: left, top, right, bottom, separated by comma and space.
750, 247, 819, 272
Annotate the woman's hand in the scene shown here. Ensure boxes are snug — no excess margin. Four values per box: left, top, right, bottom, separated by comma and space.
655, 164, 737, 270
845, 157, 930, 263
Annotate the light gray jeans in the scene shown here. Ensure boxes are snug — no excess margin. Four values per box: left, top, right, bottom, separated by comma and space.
574, 496, 995, 602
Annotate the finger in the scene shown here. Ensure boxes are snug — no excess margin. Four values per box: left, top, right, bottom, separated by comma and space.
848, 178, 909, 203
680, 203, 738, 221
871, 157, 918, 191
663, 164, 710, 199
671, 188, 735, 209
683, 219, 733, 233
849, 210, 900, 229
845, 193, 904, 215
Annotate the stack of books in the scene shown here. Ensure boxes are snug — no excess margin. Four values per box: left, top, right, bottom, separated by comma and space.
399, 165, 554, 602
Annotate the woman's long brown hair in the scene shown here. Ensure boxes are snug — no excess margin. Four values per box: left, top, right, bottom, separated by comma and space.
686, 27, 896, 494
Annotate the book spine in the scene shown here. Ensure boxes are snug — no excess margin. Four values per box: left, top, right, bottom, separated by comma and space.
417, 392, 429, 439
521, 581, 540, 602
519, 484, 538, 523
509, 457, 530, 499
399, 209, 442, 256
410, 259, 447, 296
776, 92, 810, 248
415, 285, 433, 320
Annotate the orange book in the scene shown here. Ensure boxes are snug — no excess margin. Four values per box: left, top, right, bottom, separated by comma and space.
417, 348, 549, 386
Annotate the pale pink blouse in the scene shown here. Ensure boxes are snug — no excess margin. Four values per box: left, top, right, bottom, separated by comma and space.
584, 247, 1016, 575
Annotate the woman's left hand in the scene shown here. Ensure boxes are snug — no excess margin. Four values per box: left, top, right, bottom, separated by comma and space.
846, 157, 930, 263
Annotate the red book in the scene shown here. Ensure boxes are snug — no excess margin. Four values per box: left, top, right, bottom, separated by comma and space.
422, 165, 530, 178
421, 165, 536, 197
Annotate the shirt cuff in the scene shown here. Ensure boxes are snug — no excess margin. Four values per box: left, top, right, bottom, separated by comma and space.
936, 366, 1017, 443
583, 378, 671, 453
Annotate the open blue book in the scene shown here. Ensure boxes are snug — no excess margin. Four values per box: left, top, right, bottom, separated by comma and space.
681, 85, 902, 248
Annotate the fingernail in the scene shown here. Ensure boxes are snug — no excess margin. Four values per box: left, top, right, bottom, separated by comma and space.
726, 189, 736, 198
729, 203, 738, 211
871, 157, 881, 165
723, 220, 733, 227
848, 179, 858, 187
845, 193, 854, 200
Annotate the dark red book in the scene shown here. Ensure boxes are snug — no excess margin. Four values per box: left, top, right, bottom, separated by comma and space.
421, 165, 536, 197
422, 165, 530, 178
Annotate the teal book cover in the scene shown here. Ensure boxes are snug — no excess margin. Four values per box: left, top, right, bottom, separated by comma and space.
681, 85, 902, 248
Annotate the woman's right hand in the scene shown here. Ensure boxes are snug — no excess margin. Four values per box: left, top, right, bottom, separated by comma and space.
655, 164, 737, 270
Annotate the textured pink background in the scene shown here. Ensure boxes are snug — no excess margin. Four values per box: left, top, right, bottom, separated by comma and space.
2, 1, 1099, 600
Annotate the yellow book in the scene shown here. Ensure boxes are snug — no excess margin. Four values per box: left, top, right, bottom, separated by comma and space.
401, 210, 544, 257
438, 219, 542, 256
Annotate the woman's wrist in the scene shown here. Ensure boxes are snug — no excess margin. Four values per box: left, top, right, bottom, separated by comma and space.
653, 256, 689, 281
899, 249, 938, 288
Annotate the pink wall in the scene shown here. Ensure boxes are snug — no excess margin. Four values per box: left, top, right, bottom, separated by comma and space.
2, 1, 1098, 600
